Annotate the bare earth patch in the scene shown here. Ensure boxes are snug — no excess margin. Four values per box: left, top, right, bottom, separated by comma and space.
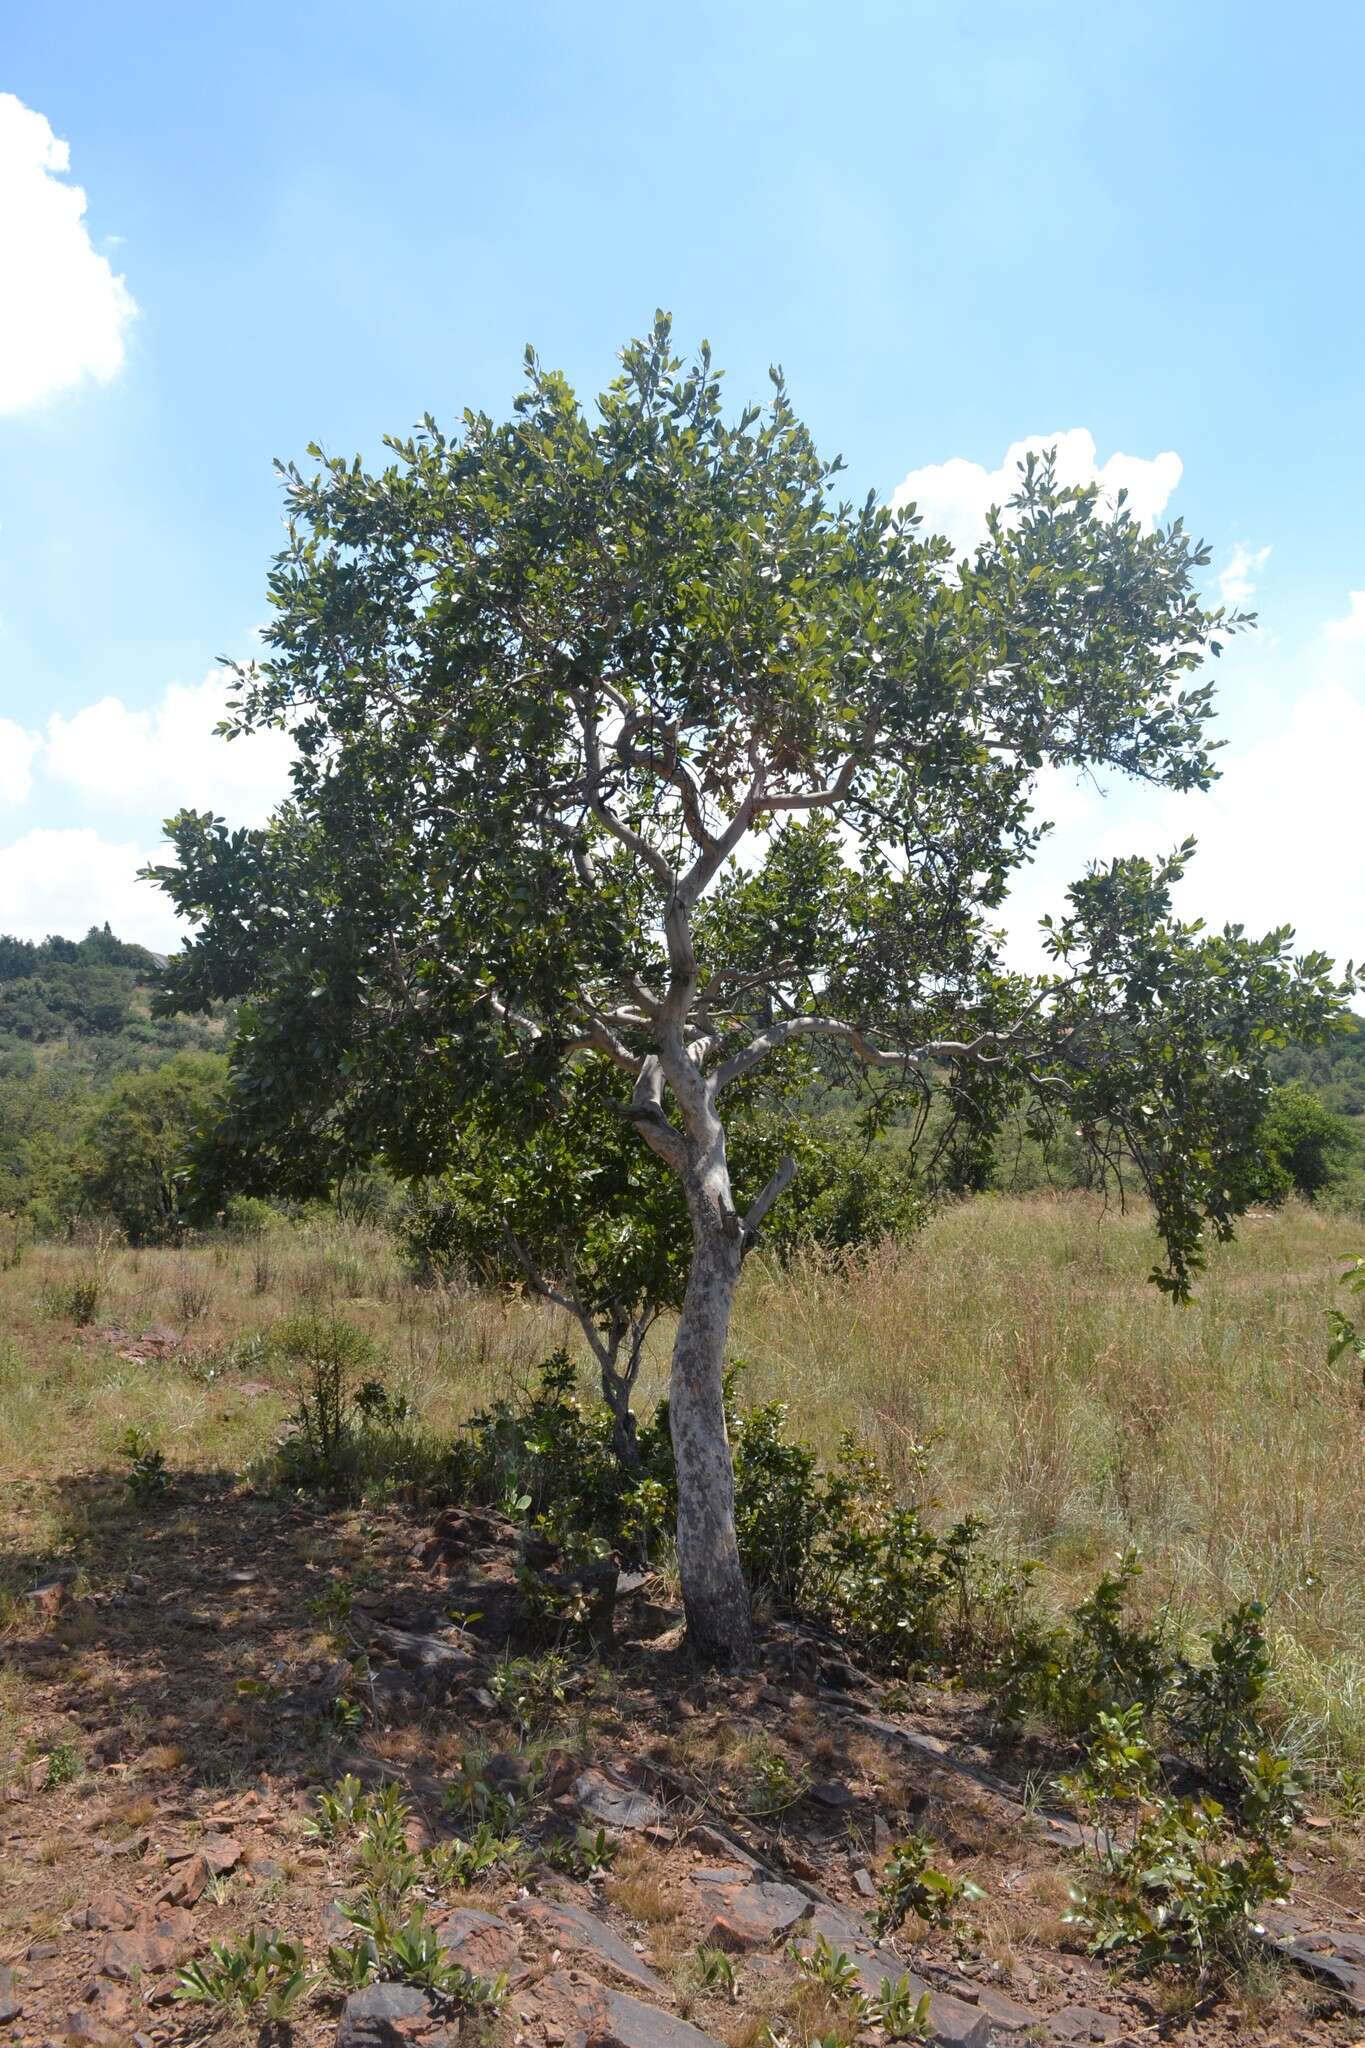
2, 1470, 1362, 2048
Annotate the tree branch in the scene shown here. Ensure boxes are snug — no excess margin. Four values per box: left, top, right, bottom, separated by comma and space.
741, 1153, 797, 1244
712, 1016, 1020, 1093
578, 685, 676, 892
618, 1054, 689, 1174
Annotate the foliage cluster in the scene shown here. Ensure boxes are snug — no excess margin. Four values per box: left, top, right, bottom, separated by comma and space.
271, 1310, 434, 1497
444, 1353, 1304, 1836
0, 926, 230, 1236
1059, 1698, 1299, 1983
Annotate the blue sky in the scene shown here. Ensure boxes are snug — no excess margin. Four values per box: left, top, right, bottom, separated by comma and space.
1, 0, 1362, 963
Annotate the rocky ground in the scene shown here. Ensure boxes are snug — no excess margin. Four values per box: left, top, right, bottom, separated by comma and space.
2, 1479, 1363, 2048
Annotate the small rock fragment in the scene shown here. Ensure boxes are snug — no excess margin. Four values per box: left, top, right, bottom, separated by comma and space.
158, 1852, 211, 1906
574, 1767, 664, 1832
807, 1780, 856, 1809
73, 1894, 139, 1932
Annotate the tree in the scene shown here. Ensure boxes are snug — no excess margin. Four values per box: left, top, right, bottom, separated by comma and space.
1250, 1081, 1355, 1202
149, 318, 1351, 1666
400, 1063, 923, 1465
77, 1051, 226, 1242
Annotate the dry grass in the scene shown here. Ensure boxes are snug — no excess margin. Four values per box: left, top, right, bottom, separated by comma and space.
734, 1195, 1365, 1767
2, 1194, 1362, 1769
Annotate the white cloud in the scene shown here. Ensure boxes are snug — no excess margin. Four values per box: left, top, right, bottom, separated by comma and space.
0, 92, 137, 413
1218, 543, 1271, 607
0, 718, 41, 802
1324, 590, 1365, 645
0, 827, 177, 948
44, 672, 294, 823
890, 428, 1183, 561
1003, 589, 1365, 973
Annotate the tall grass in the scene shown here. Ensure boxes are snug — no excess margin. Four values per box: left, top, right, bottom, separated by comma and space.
733, 1195, 1364, 1764
1, 1194, 1360, 1763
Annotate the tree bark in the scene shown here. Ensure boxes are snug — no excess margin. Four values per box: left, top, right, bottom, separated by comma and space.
668, 1192, 754, 1668
601, 1359, 642, 1470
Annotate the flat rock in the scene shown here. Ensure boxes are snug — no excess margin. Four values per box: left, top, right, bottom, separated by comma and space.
685, 1822, 764, 1872
1046, 2009, 1128, 2044
72, 1893, 139, 1932
806, 1779, 856, 1808
96, 1908, 194, 1978
201, 1834, 243, 1875
336, 1980, 436, 2047
573, 1768, 664, 1832
434, 1905, 524, 1977
370, 1625, 477, 1676
0, 1967, 18, 2024
531, 1969, 725, 2048
690, 1875, 809, 1946
512, 1897, 665, 1992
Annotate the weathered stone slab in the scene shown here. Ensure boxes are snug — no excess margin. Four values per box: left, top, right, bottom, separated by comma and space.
96, 1907, 194, 1978
1045, 2007, 1129, 2044
512, 1897, 665, 1992
335, 1981, 435, 2047
434, 1904, 524, 1978
531, 1969, 726, 2048
690, 1874, 809, 1946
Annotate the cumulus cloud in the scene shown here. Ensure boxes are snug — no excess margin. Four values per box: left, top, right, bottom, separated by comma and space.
0, 827, 177, 948
1002, 589, 1365, 973
1218, 543, 1271, 607
0, 718, 41, 803
44, 672, 294, 823
0, 672, 293, 944
0, 92, 137, 413
890, 428, 1183, 561
1324, 590, 1365, 645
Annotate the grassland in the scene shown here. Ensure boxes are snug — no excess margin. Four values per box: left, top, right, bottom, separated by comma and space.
2, 1193, 1361, 1771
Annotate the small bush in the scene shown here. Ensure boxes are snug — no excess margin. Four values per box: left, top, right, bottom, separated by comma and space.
270, 1313, 438, 1499
39, 1269, 103, 1325
119, 1426, 169, 1505
333, 1902, 506, 2011
871, 1834, 983, 1938
43, 1740, 83, 1789
177, 1928, 311, 2019
1066, 1796, 1287, 1983
422, 1822, 524, 1891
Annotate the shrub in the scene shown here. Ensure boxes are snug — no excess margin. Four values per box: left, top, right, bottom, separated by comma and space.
118, 1426, 169, 1505
332, 1903, 505, 2012
871, 1834, 983, 1937
450, 1350, 673, 1554
993, 1549, 1176, 1737
1250, 1083, 1355, 1203
176, 1928, 311, 2019
271, 1313, 437, 1498
39, 1268, 104, 1325
1065, 1796, 1287, 1983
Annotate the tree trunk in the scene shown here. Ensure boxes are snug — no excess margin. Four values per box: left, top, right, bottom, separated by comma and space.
601, 1363, 642, 1471
668, 1200, 754, 1668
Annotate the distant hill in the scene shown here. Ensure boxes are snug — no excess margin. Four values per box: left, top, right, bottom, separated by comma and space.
0, 925, 224, 1082
1272, 1010, 1365, 1122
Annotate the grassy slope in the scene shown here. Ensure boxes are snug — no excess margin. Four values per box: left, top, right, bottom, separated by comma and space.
2, 1194, 1361, 1767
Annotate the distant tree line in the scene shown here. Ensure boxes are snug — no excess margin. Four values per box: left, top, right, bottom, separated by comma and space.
0, 925, 1360, 1247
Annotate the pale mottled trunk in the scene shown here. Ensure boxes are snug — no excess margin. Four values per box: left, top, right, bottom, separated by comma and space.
668, 1191, 754, 1668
